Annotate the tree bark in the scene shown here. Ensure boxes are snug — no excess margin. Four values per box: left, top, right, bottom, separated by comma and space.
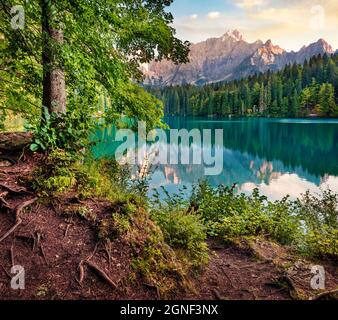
41, 0, 66, 115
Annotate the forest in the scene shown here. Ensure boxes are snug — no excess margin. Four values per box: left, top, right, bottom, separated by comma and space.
148, 53, 338, 118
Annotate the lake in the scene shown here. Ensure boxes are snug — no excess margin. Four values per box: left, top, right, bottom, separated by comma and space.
93, 117, 338, 201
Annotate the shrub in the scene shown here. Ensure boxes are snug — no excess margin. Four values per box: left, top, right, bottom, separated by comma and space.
32, 148, 78, 195
296, 190, 338, 259
150, 208, 209, 267
266, 198, 303, 245
304, 227, 338, 259
190, 181, 337, 259
150, 187, 209, 268
27, 107, 94, 155
190, 182, 302, 246
98, 213, 131, 240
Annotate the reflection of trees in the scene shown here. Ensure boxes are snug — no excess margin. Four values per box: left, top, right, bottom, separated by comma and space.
165, 117, 338, 177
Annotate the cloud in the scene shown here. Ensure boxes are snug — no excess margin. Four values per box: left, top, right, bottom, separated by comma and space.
235, 0, 267, 9
207, 11, 221, 19
190, 14, 198, 20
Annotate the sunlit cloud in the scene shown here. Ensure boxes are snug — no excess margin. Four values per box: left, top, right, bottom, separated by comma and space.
207, 11, 221, 19
235, 0, 268, 9
189, 14, 198, 20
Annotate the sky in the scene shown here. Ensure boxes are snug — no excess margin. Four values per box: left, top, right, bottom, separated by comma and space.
168, 0, 338, 51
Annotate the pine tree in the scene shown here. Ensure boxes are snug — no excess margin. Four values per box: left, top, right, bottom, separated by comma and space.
259, 84, 266, 114
317, 83, 337, 117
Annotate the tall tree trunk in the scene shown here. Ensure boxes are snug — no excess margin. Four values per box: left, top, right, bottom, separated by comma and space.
41, 0, 66, 115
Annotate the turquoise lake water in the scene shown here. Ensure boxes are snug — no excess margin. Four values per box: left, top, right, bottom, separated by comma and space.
92, 117, 338, 200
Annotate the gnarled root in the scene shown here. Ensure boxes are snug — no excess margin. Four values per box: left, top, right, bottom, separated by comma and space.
77, 244, 120, 292
0, 182, 28, 194
0, 197, 38, 242
85, 260, 118, 290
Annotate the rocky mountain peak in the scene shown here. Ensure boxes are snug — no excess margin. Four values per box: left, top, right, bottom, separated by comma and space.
265, 39, 273, 46
223, 29, 244, 42
299, 39, 334, 54
315, 39, 334, 52
262, 40, 285, 54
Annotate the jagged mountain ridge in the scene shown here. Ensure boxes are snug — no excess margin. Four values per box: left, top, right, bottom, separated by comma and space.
143, 30, 335, 86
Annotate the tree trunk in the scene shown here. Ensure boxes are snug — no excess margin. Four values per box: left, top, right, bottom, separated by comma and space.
41, 0, 66, 115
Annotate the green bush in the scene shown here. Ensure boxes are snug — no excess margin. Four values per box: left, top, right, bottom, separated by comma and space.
31, 149, 144, 207
296, 190, 338, 258
266, 198, 303, 245
150, 188, 209, 267
190, 182, 302, 246
151, 208, 208, 266
191, 181, 338, 259
154, 181, 337, 260
304, 227, 338, 259
27, 107, 94, 155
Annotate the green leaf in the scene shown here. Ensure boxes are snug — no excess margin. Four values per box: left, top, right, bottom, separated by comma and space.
30, 144, 39, 152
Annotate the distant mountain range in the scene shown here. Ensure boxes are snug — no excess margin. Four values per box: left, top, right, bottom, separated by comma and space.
143, 30, 335, 86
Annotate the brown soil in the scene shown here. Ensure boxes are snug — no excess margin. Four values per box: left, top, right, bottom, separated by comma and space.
182, 239, 291, 300
0, 137, 337, 300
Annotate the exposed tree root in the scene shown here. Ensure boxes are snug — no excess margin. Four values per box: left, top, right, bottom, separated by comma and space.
64, 223, 71, 238
76, 243, 120, 292
212, 288, 223, 300
85, 260, 119, 290
0, 264, 11, 279
0, 182, 28, 194
77, 260, 85, 284
0, 191, 11, 210
0, 157, 16, 166
0, 191, 8, 198
40, 243, 49, 266
310, 288, 338, 300
0, 197, 38, 242
104, 242, 112, 268
34, 231, 41, 251
0, 218, 23, 243
277, 273, 303, 300
9, 242, 15, 267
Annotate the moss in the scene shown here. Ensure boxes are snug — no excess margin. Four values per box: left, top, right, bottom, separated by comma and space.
96, 206, 193, 298
63, 204, 97, 221
98, 213, 131, 240
126, 209, 190, 298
